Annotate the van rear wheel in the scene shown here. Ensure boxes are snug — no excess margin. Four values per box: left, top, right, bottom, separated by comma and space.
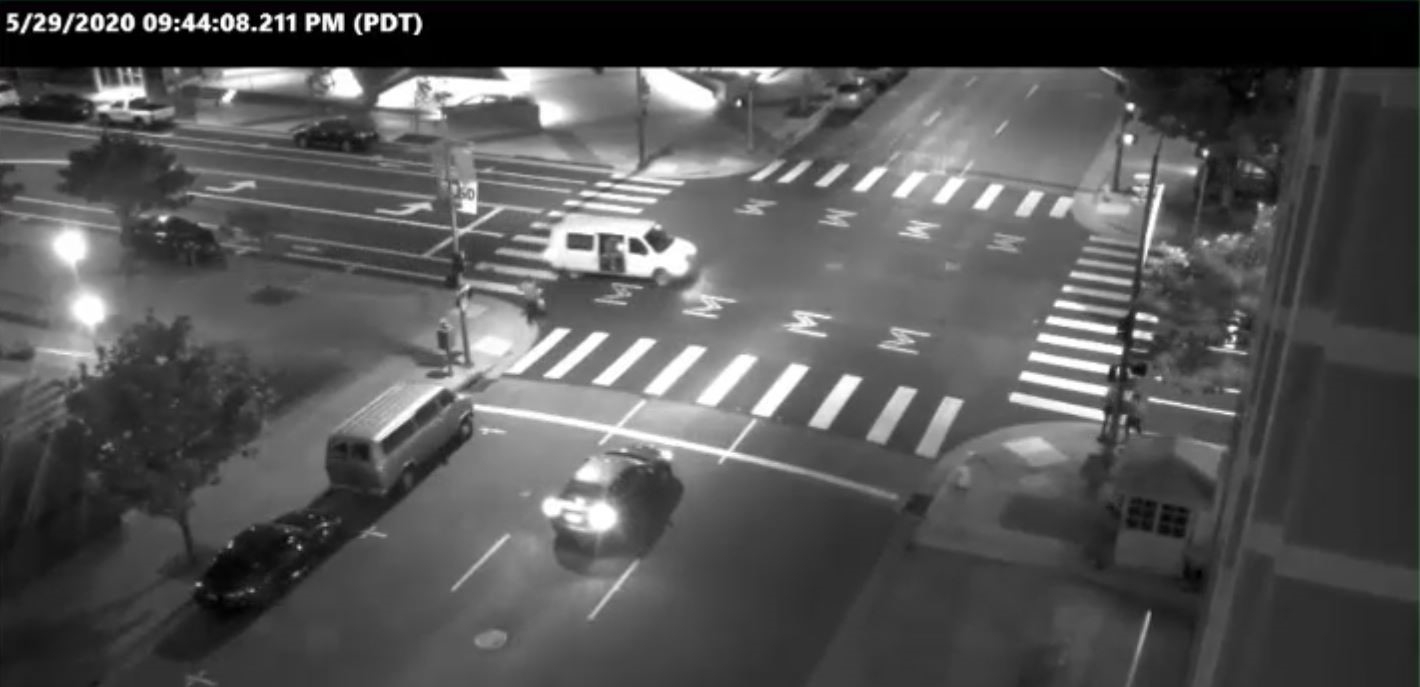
399, 470, 416, 494
652, 269, 671, 287
458, 416, 474, 441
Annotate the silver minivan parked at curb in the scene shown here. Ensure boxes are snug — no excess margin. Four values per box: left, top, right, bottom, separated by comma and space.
325, 383, 475, 496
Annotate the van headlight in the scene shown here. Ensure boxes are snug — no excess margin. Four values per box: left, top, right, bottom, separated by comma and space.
586, 502, 619, 532
541, 497, 563, 518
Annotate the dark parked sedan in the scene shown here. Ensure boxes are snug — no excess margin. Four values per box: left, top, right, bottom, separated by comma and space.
18, 93, 95, 122
291, 117, 380, 152
194, 508, 343, 612
125, 215, 225, 266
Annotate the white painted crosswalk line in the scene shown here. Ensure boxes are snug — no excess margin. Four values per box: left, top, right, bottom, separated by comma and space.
595, 180, 674, 195
643, 346, 705, 397
932, 177, 966, 204
866, 387, 917, 445
777, 161, 813, 184
892, 171, 929, 198
512, 234, 549, 246
1038, 332, 1121, 356
1009, 392, 1102, 421
508, 327, 571, 375
564, 201, 642, 215
815, 163, 850, 188
1028, 351, 1111, 375
1082, 245, 1137, 260
576, 190, 658, 204
1088, 234, 1138, 248
544, 332, 608, 380
1061, 284, 1131, 303
751, 364, 809, 418
1069, 270, 1132, 288
1075, 257, 1134, 273
494, 246, 545, 262
461, 279, 524, 296
749, 160, 786, 183
476, 263, 558, 281
1014, 190, 1045, 217
914, 397, 963, 459
972, 183, 1004, 210
1048, 197, 1075, 218
808, 375, 861, 429
1054, 299, 1128, 319
853, 167, 889, 192
593, 338, 656, 387
623, 175, 685, 187
696, 354, 757, 407
1020, 371, 1109, 397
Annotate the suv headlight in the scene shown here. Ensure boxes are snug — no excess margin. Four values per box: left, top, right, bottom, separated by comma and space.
541, 497, 563, 518
586, 502, 619, 532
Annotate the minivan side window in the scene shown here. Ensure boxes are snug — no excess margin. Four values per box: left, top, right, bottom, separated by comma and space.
414, 399, 441, 426
628, 238, 648, 255
566, 233, 594, 251
380, 419, 419, 455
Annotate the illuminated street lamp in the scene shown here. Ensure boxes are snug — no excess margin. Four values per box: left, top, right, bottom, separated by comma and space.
70, 291, 107, 330
52, 228, 89, 270
1112, 102, 1139, 192
1192, 147, 1212, 236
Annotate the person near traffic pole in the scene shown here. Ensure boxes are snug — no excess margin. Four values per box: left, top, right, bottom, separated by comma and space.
436, 318, 453, 375
1123, 391, 1148, 440
520, 280, 546, 324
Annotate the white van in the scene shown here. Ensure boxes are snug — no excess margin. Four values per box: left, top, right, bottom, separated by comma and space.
542, 214, 698, 286
325, 383, 475, 496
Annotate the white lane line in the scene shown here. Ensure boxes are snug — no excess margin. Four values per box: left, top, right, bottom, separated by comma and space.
475, 262, 557, 280
587, 559, 640, 622
815, 163, 851, 188
592, 338, 656, 387
576, 190, 658, 204
892, 171, 929, 198
594, 180, 674, 195
1020, 371, 1108, 397
972, 183, 1004, 210
623, 175, 685, 187
696, 354, 758, 407
914, 396, 963, 459
751, 364, 810, 418
1083, 245, 1137, 260
599, 398, 647, 445
507, 328, 571, 375
422, 207, 508, 256
1069, 270, 1132, 287
461, 279, 524, 296
777, 160, 814, 184
1038, 332, 1121, 356
543, 332, 609, 380
1153, 397, 1237, 417
1061, 284, 1131, 303
1026, 83, 1040, 99
512, 234, 549, 246
750, 159, 786, 182
866, 387, 917, 445
932, 177, 966, 204
643, 346, 705, 397
1009, 392, 1102, 421
1028, 351, 1111, 375
994, 120, 1010, 137
1076, 257, 1135, 273
923, 109, 943, 127
474, 403, 899, 503
1014, 190, 1045, 217
808, 375, 862, 430
563, 201, 642, 215
719, 419, 757, 465
1049, 197, 1074, 218
494, 246, 545, 262
852, 167, 889, 192
450, 533, 511, 592
1088, 234, 1138, 248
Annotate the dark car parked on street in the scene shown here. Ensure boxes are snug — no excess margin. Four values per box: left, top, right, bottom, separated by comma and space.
18, 93, 95, 122
125, 215, 225, 266
194, 508, 343, 612
291, 117, 380, 152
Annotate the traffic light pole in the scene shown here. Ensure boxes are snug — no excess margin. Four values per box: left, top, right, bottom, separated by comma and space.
447, 179, 471, 367
635, 67, 647, 169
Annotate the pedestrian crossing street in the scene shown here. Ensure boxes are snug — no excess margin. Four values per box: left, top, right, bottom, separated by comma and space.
460, 172, 684, 298
1008, 234, 1240, 423
749, 158, 1076, 221
504, 328, 966, 460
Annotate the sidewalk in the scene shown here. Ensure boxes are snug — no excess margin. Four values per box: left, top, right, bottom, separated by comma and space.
0, 220, 538, 687
1071, 124, 1213, 246
807, 422, 1203, 687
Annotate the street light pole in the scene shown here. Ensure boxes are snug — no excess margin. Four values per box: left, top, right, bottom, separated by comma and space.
635, 67, 648, 169
746, 77, 757, 151
1112, 102, 1137, 193
1191, 148, 1211, 237
446, 178, 472, 368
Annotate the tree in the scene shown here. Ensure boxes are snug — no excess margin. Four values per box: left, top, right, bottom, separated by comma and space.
0, 162, 22, 226
219, 206, 287, 287
53, 312, 274, 566
56, 134, 195, 240
307, 68, 335, 117
1138, 204, 1274, 395
411, 76, 434, 133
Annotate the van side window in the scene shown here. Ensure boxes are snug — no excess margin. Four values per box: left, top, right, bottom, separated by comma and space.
566, 233, 594, 251
628, 238, 648, 255
380, 419, 418, 454
414, 399, 441, 426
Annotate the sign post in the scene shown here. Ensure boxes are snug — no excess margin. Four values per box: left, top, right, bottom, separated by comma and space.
431, 139, 479, 367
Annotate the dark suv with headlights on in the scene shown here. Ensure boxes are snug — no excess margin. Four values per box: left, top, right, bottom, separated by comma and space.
541, 444, 679, 551
194, 508, 343, 612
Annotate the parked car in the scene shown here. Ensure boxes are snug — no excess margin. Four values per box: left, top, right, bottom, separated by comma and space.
291, 117, 380, 152
17, 92, 94, 122
831, 81, 877, 112
852, 68, 909, 90
125, 215, 225, 266
194, 508, 343, 612
95, 96, 176, 129
0, 81, 19, 109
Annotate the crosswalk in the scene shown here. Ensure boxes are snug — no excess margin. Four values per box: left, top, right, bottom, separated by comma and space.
504, 328, 966, 460
1008, 234, 1240, 423
459, 172, 684, 297
750, 158, 1076, 221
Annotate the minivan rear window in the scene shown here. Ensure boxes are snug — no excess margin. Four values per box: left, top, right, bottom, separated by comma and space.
566, 232, 594, 251
328, 440, 373, 463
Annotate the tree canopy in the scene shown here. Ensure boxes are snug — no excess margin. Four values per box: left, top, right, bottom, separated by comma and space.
53, 312, 274, 564
56, 133, 195, 229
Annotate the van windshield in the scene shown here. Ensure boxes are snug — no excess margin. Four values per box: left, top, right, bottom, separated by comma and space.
644, 227, 674, 253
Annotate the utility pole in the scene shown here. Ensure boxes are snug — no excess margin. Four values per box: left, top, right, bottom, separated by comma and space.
1112, 102, 1137, 192
1191, 147, 1211, 237
447, 178, 471, 368
635, 67, 649, 169
746, 75, 758, 151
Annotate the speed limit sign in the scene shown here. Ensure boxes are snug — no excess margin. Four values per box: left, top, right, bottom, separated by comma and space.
449, 179, 478, 214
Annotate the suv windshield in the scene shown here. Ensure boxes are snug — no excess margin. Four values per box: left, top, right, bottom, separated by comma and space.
644, 227, 674, 253
562, 479, 609, 502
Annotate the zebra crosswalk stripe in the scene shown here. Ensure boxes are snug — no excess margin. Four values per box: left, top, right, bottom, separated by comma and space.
972, 184, 1004, 210
932, 177, 966, 204
809, 375, 861, 429
644, 346, 705, 397
593, 338, 656, 387
1014, 190, 1044, 217
1048, 197, 1075, 218
815, 163, 850, 188
778, 161, 813, 184
853, 167, 889, 192
508, 328, 571, 375
867, 386, 917, 445
751, 364, 809, 418
914, 397, 963, 459
892, 171, 929, 198
696, 354, 757, 406
750, 160, 786, 183
544, 332, 609, 380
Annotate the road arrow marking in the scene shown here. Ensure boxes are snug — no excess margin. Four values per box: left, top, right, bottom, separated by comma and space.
375, 201, 434, 217
204, 180, 256, 193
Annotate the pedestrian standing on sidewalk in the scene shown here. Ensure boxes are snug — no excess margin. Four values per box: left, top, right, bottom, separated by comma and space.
1124, 391, 1148, 439
519, 280, 546, 324
1099, 386, 1122, 440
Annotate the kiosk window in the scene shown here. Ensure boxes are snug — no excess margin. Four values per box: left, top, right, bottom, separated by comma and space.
566, 233, 594, 251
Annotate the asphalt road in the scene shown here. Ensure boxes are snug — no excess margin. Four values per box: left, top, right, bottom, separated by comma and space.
105, 382, 906, 687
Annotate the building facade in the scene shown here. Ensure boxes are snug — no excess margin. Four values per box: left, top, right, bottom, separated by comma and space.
1188, 68, 1417, 687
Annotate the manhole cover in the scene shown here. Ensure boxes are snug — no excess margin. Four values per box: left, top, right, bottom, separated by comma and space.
474, 629, 509, 651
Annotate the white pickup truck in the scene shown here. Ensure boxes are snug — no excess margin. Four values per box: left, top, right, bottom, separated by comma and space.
95, 97, 176, 129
